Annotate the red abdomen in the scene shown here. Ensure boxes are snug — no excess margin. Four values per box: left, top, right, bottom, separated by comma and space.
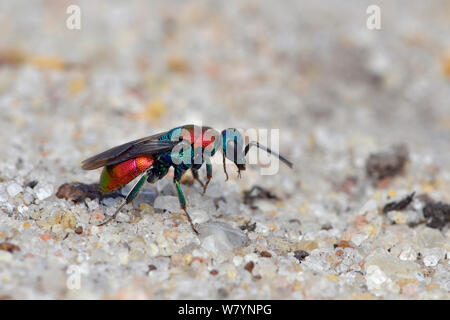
100, 155, 154, 193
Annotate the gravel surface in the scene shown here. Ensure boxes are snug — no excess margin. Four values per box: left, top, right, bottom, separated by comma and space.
0, 0, 449, 299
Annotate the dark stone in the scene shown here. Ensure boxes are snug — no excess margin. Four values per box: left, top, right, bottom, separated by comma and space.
0, 242, 20, 253
26, 180, 38, 189
56, 182, 123, 203
294, 250, 309, 262
366, 144, 409, 181
423, 201, 450, 229
383, 192, 415, 213
239, 221, 257, 232
260, 251, 272, 258
244, 261, 255, 273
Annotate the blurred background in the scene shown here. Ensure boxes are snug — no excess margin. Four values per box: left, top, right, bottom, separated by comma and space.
0, 0, 449, 299
1, 0, 449, 173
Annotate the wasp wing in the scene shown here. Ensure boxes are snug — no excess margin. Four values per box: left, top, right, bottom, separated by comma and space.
81, 132, 178, 170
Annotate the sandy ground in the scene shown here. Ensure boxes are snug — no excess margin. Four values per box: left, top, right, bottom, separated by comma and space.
0, 0, 449, 299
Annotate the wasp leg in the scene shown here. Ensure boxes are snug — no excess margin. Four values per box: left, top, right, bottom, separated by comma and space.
222, 152, 229, 181
98, 172, 148, 226
191, 168, 205, 188
174, 169, 198, 235
202, 159, 212, 195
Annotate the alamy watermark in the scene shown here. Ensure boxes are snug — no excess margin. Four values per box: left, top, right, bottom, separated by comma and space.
65, 5, 382, 31
66, 5, 81, 30
366, 5, 381, 30
66, 264, 88, 290
167, 124, 290, 176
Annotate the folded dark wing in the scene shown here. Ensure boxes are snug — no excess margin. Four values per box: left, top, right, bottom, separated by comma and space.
81, 132, 177, 170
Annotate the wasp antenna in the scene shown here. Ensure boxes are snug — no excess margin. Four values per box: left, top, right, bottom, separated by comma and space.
244, 141, 293, 168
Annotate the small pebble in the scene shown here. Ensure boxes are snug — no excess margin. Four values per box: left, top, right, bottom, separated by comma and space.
198, 222, 249, 249
260, 251, 272, 258
90, 225, 100, 235
423, 255, 439, 267
244, 253, 259, 262
7, 182, 22, 197
337, 240, 353, 249
0, 189, 8, 202
148, 243, 159, 257
422, 248, 445, 267
366, 265, 388, 291
399, 247, 417, 261
17, 204, 28, 214
35, 184, 53, 201
51, 224, 63, 234
233, 256, 243, 266
119, 252, 129, 265
40, 234, 52, 242
244, 261, 255, 273
154, 196, 181, 212
0, 251, 13, 263
351, 234, 366, 246
191, 210, 210, 224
